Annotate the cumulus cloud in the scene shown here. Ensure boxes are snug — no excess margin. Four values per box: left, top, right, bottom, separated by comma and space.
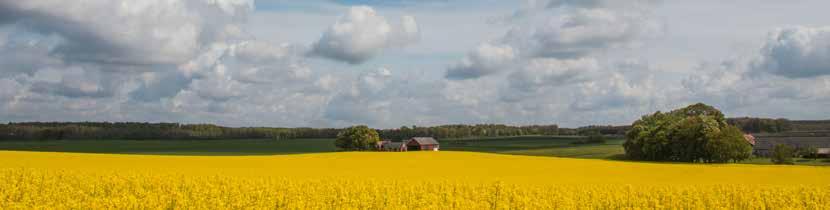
0, 0, 340, 126
506, 8, 660, 58
324, 67, 395, 124
28, 67, 116, 98
0, 0, 252, 66
446, 0, 660, 80
445, 43, 516, 80
676, 25, 830, 115
571, 72, 653, 111
310, 6, 420, 64
751, 26, 830, 78
507, 58, 598, 93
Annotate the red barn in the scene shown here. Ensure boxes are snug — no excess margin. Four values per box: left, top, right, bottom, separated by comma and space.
406, 137, 440, 151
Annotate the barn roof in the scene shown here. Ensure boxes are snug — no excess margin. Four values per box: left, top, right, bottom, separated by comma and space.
409, 137, 439, 145
753, 136, 830, 150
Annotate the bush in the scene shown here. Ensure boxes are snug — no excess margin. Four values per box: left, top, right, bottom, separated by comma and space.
796, 147, 818, 159
572, 135, 606, 145
771, 144, 795, 165
624, 103, 753, 163
335, 125, 380, 151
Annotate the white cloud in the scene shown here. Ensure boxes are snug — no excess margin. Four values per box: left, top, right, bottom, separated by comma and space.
751, 26, 830, 78
506, 8, 661, 58
445, 1, 660, 80
571, 72, 653, 111
324, 67, 396, 124
445, 43, 516, 80
0, 0, 252, 66
507, 57, 598, 93
310, 6, 420, 64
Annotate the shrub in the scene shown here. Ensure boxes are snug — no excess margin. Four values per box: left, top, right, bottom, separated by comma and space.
771, 144, 795, 165
572, 135, 606, 145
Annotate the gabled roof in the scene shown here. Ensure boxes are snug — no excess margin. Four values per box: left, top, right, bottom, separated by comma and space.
743, 134, 756, 145
409, 137, 439, 145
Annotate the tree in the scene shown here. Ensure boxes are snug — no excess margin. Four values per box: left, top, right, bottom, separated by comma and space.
704, 125, 752, 163
797, 146, 818, 159
334, 125, 380, 151
624, 103, 753, 163
771, 144, 795, 164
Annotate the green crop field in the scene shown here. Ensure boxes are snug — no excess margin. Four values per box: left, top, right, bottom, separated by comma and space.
0, 139, 337, 155
0, 136, 624, 158
1, 136, 826, 165
440, 136, 626, 159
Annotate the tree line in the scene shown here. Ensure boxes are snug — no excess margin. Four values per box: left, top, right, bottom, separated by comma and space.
726, 117, 793, 133
0, 122, 562, 141
0, 115, 813, 141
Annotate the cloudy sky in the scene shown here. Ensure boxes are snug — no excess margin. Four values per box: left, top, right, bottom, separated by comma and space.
1, 0, 829, 128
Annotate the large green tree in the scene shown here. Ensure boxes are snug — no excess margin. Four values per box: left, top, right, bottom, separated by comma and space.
624, 103, 753, 163
334, 125, 380, 151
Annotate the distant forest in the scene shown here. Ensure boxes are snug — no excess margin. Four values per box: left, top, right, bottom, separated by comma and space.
0, 118, 827, 141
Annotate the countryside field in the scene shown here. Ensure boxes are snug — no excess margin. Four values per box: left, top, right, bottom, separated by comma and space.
2, 150, 830, 209
3, 136, 826, 165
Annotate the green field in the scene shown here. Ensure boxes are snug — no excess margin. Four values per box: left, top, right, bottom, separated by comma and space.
1, 137, 827, 165
0, 139, 336, 155
441, 136, 625, 159
0, 136, 620, 158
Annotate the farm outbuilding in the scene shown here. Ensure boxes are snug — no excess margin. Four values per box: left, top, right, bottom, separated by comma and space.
406, 137, 440, 151
376, 140, 408, 152
752, 135, 830, 157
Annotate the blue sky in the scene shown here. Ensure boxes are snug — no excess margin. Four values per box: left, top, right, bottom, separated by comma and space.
1, 0, 830, 128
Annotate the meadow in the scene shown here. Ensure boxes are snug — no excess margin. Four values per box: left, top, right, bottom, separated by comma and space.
2, 151, 830, 209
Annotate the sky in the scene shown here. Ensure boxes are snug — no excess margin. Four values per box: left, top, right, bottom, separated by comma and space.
1, 0, 829, 128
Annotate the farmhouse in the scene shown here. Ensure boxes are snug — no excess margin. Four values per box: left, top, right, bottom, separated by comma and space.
752, 135, 830, 157
406, 137, 440, 151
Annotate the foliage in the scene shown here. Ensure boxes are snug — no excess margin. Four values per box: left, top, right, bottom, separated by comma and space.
0, 122, 561, 141
797, 146, 819, 159
0, 122, 340, 140
727, 117, 793, 133
2, 151, 830, 209
381, 124, 560, 140
624, 103, 753, 163
771, 144, 795, 164
335, 125, 380, 151
572, 132, 606, 145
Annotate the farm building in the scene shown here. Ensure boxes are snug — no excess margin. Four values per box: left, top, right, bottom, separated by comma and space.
743, 134, 756, 146
406, 137, 440, 151
752, 135, 830, 157
376, 140, 407, 152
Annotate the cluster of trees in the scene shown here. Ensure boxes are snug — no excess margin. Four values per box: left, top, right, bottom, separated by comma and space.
624, 103, 753, 163
727, 117, 792, 133
334, 126, 381, 151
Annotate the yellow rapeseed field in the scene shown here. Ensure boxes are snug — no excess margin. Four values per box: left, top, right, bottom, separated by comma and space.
1, 151, 829, 209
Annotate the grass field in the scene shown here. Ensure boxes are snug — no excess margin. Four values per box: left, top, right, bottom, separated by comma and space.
442, 136, 626, 159
0, 139, 336, 155
2, 151, 829, 209
1, 136, 827, 165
